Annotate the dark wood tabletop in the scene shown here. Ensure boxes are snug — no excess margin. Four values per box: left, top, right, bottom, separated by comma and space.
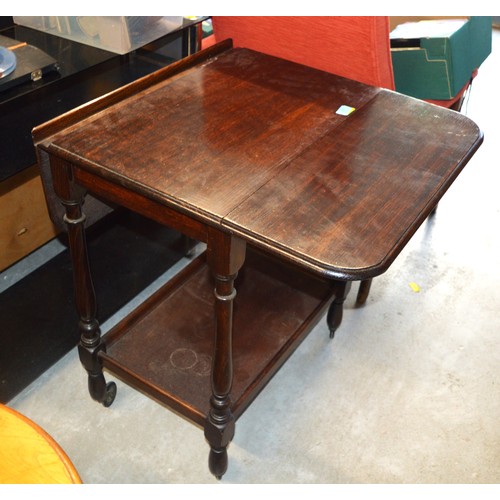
33, 40, 484, 479
37, 43, 482, 281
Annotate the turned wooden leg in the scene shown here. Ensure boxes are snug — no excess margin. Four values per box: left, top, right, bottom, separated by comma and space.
327, 281, 352, 339
204, 229, 246, 479
51, 158, 116, 407
205, 272, 237, 479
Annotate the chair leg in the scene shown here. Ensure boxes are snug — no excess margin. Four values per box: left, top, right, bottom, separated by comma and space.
450, 94, 466, 112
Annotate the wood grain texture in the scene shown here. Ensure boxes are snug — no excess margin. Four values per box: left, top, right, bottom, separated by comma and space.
38, 46, 482, 280
0, 404, 81, 484
41, 48, 379, 225
35, 42, 484, 480
223, 90, 483, 279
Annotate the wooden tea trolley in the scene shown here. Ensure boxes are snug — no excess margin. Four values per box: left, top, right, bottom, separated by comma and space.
33, 40, 483, 479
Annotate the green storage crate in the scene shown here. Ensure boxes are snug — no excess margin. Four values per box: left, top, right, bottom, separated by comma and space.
390, 17, 492, 100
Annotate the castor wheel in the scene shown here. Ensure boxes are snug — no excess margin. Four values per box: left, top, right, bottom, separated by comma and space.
102, 381, 117, 408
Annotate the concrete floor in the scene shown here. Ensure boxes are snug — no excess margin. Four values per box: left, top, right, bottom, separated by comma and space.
5, 29, 500, 487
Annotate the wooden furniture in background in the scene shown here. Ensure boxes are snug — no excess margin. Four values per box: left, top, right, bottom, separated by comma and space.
0, 165, 58, 272
1, 17, 207, 273
0, 404, 81, 484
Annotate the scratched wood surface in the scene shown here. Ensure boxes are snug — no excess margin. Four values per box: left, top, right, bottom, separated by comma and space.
39, 45, 482, 280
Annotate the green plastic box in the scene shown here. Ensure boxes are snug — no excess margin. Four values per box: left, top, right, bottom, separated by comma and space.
390, 17, 492, 100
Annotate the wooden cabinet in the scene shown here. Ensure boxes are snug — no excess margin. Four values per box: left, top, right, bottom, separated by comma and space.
0, 166, 58, 272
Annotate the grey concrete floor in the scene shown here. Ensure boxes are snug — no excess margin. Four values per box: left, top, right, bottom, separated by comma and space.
5, 29, 500, 487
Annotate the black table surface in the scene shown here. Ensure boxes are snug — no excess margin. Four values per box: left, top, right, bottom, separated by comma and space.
0, 18, 202, 182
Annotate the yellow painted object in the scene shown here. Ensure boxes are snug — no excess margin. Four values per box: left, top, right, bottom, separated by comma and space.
0, 404, 81, 484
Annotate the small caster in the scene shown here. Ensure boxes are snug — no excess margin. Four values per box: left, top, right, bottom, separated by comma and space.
102, 381, 117, 408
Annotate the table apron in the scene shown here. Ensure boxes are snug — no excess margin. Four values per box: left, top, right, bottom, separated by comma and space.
73, 167, 210, 244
